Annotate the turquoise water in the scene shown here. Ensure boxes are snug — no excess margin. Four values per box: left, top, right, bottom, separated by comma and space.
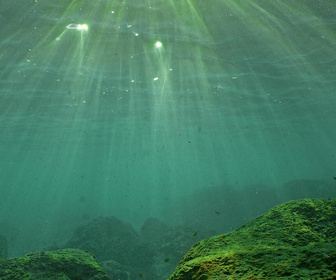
0, 0, 336, 257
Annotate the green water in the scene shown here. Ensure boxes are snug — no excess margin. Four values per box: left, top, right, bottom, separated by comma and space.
0, 0, 335, 256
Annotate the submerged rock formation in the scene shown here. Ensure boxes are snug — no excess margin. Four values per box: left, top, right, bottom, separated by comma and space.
63, 216, 154, 279
0, 248, 111, 280
62, 215, 214, 279
169, 198, 336, 279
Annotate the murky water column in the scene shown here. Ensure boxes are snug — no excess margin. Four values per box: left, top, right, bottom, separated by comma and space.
0, 0, 335, 256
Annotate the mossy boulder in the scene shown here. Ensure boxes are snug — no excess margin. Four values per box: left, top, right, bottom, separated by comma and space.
0, 248, 111, 280
169, 198, 336, 279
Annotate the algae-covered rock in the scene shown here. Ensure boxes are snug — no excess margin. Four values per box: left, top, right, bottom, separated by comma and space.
0, 248, 111, 280
169, 198, 336, 279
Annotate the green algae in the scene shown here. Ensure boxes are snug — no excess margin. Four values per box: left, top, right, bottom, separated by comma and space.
0, 248, 111, 280
169, 199, 336, 280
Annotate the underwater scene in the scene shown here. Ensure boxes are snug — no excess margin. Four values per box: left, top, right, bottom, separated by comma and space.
0, 0, 336, 279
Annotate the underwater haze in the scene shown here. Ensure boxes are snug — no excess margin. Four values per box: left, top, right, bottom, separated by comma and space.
1, 0, 336, 257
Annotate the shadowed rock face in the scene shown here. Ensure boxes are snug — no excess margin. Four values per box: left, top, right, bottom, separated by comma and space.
0, 248, 111, 280
169, 198, 336, 280
63, 216, 155, 279
62, 215, 215, 280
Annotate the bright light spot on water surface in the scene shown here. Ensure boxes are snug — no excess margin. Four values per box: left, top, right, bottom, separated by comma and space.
66, 23, 88, 31
155, 41, 163, 48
